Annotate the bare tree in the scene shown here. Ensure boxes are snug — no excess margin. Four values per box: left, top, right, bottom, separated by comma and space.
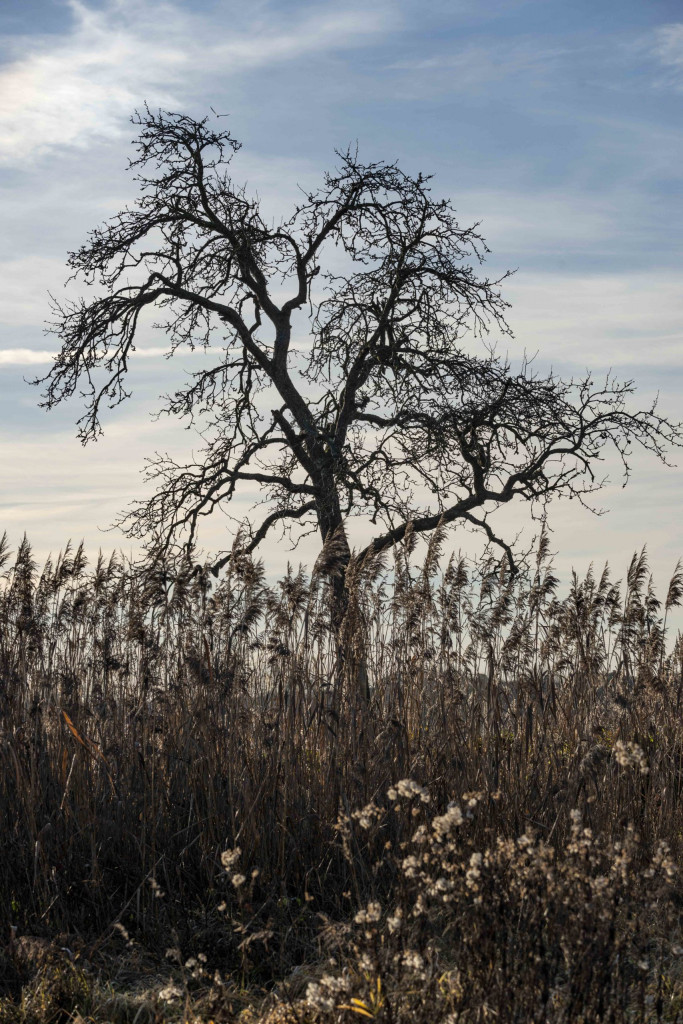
36, 108, 681, 582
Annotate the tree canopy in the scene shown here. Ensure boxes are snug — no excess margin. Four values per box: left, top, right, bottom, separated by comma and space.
36, 108, 681, 576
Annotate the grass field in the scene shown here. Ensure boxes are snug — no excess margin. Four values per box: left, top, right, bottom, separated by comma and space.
2, 527, 683, 1022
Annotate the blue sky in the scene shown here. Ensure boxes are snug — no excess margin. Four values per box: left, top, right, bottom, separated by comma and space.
1, 0, 682, 584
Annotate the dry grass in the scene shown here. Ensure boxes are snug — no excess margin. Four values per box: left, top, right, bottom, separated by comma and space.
1, 526, 683, 1021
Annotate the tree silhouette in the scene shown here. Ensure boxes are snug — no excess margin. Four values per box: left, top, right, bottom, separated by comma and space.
37, 108, 681, 578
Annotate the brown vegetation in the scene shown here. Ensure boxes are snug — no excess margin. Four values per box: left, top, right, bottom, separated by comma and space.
1, 526, 683, 1021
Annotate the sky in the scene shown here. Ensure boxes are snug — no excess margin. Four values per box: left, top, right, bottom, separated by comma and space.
1, 0, 683, 590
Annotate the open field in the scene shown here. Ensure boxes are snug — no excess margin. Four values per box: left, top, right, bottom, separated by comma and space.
2, 529, 683, 1022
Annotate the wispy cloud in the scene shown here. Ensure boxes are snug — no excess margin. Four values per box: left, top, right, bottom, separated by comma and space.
0, 0, 390, 164
0, 345, 175, 366
385, 37, 570, 92
506, 271, 683, 370
0, 348, 56, 366
650, 22, 683, 88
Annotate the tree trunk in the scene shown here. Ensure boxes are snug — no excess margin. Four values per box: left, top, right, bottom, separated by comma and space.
316, 484, 370, 704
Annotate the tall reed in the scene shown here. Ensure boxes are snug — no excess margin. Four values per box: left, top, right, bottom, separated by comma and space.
1, 528, 682, 989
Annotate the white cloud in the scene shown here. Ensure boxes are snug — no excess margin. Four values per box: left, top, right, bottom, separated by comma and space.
505, 272, 683, 370
653, 23, 683, 66
0, 409, 320, 573
0, 345, 175, 366
456, 188, 618, 254
0, 0, 390, 164
383, 35, 572, 100
0, 348, 56, 366
1, 409, 680, 589
387, 37, 568, 80
651, 22, 683, 88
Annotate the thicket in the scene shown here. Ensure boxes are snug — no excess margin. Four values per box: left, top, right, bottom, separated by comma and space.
2, 527, 683, 1022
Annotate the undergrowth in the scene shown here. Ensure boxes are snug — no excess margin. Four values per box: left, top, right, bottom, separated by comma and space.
1, 525, 683, 1021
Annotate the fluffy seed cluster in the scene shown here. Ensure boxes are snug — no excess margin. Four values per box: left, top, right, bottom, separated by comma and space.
306, 974, 352, 1012
432, 802, 464, 836
354, 901, 382, 925
304, 790, 681, 1023
220, 847, 241, 870
613, 740, 649, 774
352, 801, 383, 830
387, 779, 431, 803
